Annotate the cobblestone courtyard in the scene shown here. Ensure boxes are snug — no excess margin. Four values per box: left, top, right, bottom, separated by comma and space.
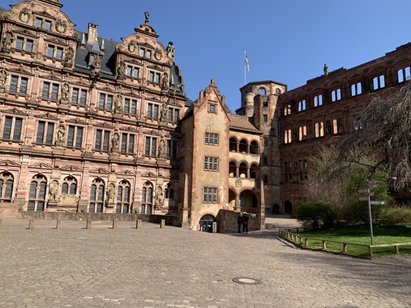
0, 216, 410, 308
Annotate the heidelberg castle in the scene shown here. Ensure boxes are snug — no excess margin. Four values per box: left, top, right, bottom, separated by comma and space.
0, 0, 410, 230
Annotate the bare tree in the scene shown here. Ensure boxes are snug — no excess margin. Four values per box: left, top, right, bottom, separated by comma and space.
337, 81, 411, 190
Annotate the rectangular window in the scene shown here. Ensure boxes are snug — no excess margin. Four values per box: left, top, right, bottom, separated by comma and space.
126, 66, 132, 76
145, 137, 150, 156
284, 104, 291, 116
298, 100, 306, 111
106, 95, 113, 110
140, 49, 145, 57
264, 157, 268, 165
66, 126, 83, 148
128, 134, 134, 154
153, 104, 158, 119
42, 82, 50, 99
131, 100, 137, 115
210, 104, 215, 113
263, 101, 268, 107
80, 90, 87, 105
99, 93, 105, 109
26, 39, 33, 53
44, 20, 51, 31
315, 122, 324, 138
9, 76, 18, 93
168, 108, 173, 122
56, 47, 63, 60
151, 138, 157, 157
90, 54, 95, 66
35, 18, 42, 28
264, 138, 268, 146
351, 82, 362, 96
373, 75, 385, 90
155, 73, 160, 83
75, 127, 83, 148
397, 67, 411, 83
16, 37, 24, 50
95, 129, 110, 151
13, 118, 22, 141
103, 131, 110, 151
36, 121, 45, 143
95, 129, 102, 150
47, 45, 54, 57
203, 188, 218, 203
3, 116, 12, 140
19, 78, 28, 95
333, 118, 343, 135
146, 50, 151, 58
3, 117, 22, 141
331, 89, 341, 102
121, 133, 127, 153
174, 109, 179, 122
147, 103, 152, 118
204, 157, 218, 171
45, 122, 54, 145
263, 115, 268, 123
299, 126, 307, 141
173, 140, 178, 159
149, 72, 154, 82
205, 133, 219, 145
51, 84, 59, 100
284, 129, 292, 144
133, 67, 139, 78
314, 95, 323, 107
67, 125, 75, 147
71, 88, 79, 104
124, 99, 130, 114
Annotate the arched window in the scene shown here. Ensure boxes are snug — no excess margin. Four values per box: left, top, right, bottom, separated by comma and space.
259, 88, 266, 95
250, 141, 259, 154
0, 172, 14, 203
229, 161, 237, 177
239, 163, 248, 178
116, 180, 131, 213
89, 178, 105, 213
250, 164, 258, 179
229, 137, 238, 152
62, 176, 77, 195
164, 183, 174, 199
239, 139, 248, 153
141, 181, 153, 214
28, 174, 47, 211
275, 89, 281, 95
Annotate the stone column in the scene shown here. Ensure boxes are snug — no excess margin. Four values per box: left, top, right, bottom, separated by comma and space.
236, 166, 239, 178
181, 173, 189, 229
258, 180, 266, 230
247, 144, 250, 154
247, 167, 250, 179
235, 193, 241, 212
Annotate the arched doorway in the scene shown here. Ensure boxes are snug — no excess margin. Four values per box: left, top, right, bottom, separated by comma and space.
284, 201, 292, 214
240, 190, 258, 213
199, 214, 216, 233
228, 189, 236, 209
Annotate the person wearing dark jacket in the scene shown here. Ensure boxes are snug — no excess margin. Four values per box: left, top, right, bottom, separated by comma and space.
237, 212, 243, 233
242, 213, 249, 234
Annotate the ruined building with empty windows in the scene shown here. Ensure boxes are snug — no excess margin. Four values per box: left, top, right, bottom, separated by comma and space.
0, 0, 410, 231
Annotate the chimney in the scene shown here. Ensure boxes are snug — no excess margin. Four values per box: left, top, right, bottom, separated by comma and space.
88, 23, 98, 44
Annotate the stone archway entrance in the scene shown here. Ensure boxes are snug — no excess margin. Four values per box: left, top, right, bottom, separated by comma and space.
199, 214, 216, 233
240, 190, 258, 213
272, 203, 280, 214
284, 201, 292, 214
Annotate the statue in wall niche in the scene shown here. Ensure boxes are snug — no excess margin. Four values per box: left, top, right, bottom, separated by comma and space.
0, 68, 7, 94
114, 93, 122, 114
111, 133, 119, 150
117, 61, 126, 81
60, 81, 69, 104
160, 102, 167, 122
326, 122, 331, 135
107, 186, 115, 204
49, 184, 59, 202
57, 126, 65, 142
162, 74, 169, 91
64, 48, 74, 68
158, 139, 165, 156
1, 32, 14, 54
155, 188, 164, 207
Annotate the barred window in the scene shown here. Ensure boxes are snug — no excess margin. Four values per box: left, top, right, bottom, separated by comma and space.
204, 157, 218, 171
205, 132, 219, 145
203, 187, 218, 204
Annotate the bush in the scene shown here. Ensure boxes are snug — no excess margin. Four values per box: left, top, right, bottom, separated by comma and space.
380, 206, 411, 224
296, 200, 336, 230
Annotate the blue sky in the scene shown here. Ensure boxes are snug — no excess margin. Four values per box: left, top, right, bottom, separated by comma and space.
53, 0, 411, 112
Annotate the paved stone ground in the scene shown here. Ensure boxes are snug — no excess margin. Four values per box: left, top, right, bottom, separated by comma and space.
0, 216, 410, 308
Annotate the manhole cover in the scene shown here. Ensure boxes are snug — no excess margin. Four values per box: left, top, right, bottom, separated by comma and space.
232, 277, 261, 285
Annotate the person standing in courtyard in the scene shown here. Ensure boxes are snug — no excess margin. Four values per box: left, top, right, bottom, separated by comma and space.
243, 212, 249, 234
237, 212, 243, 233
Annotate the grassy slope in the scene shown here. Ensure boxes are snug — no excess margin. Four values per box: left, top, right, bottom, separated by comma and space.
287, 224, 411, 257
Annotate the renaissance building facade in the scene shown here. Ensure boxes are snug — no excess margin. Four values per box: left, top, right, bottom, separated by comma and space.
0, 0, 410, 230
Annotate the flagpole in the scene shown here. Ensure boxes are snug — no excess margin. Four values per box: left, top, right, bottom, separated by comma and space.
244, 51, 246, 86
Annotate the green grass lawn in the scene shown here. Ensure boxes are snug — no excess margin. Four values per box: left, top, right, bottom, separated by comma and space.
282, 224, 411, 257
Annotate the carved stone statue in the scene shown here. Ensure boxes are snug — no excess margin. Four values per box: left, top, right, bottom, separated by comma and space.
160, 102, 167, 122
144, 11, 149, 23
60, 81, 69, 105
57, 126, 65, 142
114, 93, 122, 114
117, 61, 126, 81
107, 186, 115, 204
324, 63, 328, 76
1, 32, 14, 54
111, 133, 119, 150
158, 139, 165, 156
64, 48, 73, 68
166, 42, 175, 60
94, 54, 102, 68
0, 68, 7, 94
326, 122, 331, 135
49, 184, 59, 202
162, 74, 169, 91
155, 188, 164, 207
